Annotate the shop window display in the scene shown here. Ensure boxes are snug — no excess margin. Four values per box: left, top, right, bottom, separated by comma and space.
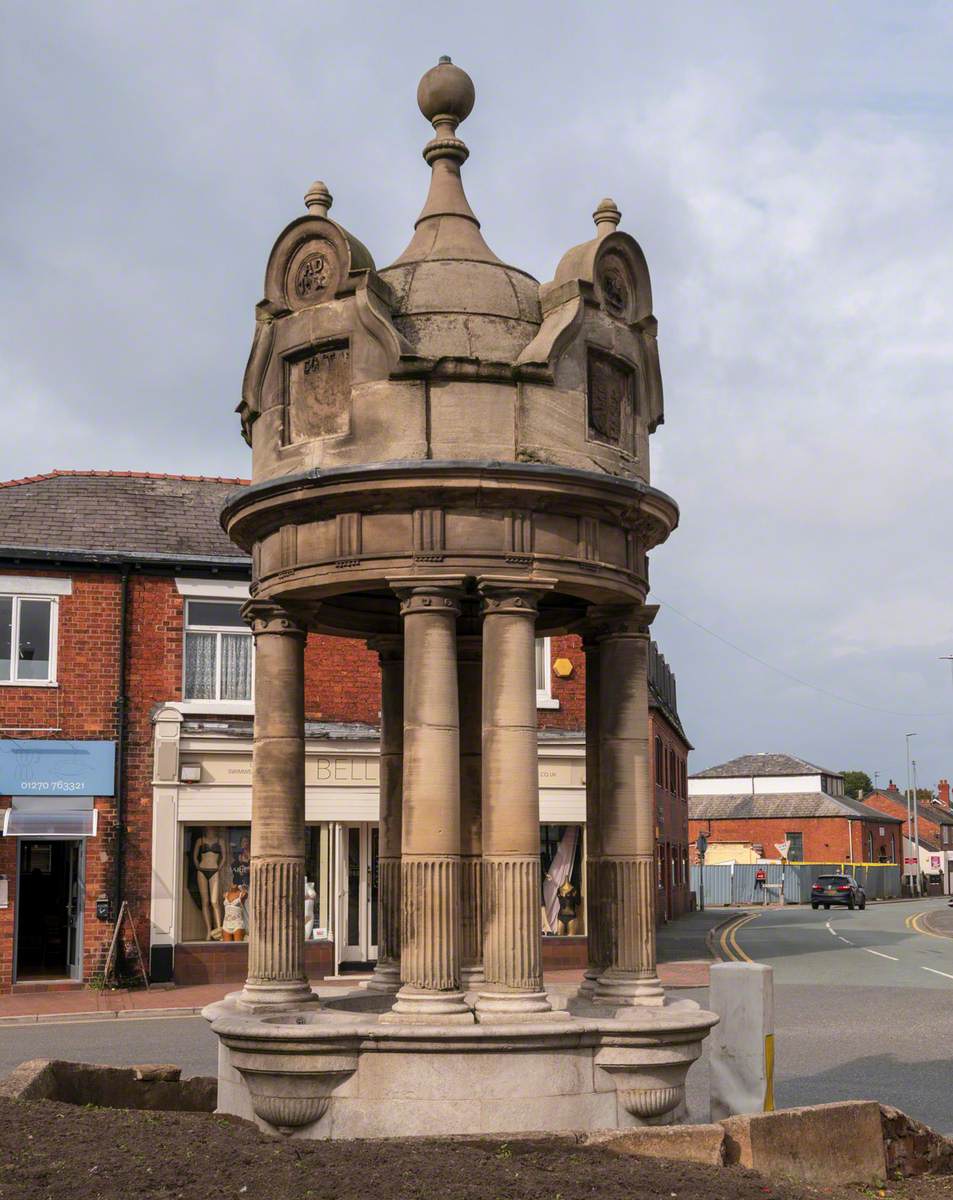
540, 824, 585, 935
181, 824, 331, 942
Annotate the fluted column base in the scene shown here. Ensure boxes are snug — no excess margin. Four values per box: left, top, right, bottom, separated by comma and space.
593, 855, 663, 1007
578, 857, 604, 999
367, 856, 401, 994
460, 854, 484, 987
476, 856, 566, 1022
380, 855, 473, 1024
240, 857, 318, 1011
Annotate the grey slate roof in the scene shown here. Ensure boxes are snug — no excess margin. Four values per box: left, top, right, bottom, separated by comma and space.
688, 792, 903, 822
691, 752, 839, 779
0, 471, 249, 564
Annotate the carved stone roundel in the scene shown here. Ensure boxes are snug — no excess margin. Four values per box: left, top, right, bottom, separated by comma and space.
295, 252, 331, 299
599, 253, 632, 320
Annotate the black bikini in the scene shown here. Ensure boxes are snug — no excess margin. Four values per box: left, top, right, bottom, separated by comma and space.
197, 841, 222, 879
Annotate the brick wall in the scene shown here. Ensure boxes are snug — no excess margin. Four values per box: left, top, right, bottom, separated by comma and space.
0, 569, 122, 990
2, 568, 692, 988
304, 636, 381, 723
688, 815, 901, 865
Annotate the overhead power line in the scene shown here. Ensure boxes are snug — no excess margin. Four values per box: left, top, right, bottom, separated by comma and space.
656, 598, 946, 720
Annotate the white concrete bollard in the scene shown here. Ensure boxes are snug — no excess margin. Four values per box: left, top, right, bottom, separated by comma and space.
709, 961, 774, 1120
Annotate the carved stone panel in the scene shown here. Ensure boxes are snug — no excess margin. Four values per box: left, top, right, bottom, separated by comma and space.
285, 237, 342, 307
587, 350, 634, 452
285, 341, 351, 444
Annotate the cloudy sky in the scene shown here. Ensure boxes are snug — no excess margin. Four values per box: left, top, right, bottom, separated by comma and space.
2, 2, 951, 787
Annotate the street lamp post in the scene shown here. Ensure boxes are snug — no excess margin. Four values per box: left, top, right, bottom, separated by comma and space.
906, 732, 917, 897
907, 763, 916, 897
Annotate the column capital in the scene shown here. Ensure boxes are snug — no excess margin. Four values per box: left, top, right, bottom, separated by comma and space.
241, 599, 307, 639
395, 585, 463, 618
477, 576, 555, 616
587, 603, 658, 640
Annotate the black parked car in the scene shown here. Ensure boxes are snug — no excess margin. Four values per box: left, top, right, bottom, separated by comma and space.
811, 874, 866, 910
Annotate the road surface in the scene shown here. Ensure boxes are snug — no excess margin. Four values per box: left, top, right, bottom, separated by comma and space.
713, 896, 953, 1131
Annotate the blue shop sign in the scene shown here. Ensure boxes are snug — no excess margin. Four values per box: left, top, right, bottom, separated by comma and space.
0, 740, 116, 797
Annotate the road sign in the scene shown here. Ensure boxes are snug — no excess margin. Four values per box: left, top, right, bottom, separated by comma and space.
775, 841, 791, 859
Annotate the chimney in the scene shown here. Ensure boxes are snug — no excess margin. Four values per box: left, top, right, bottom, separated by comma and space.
939, 779, 951, 809
887, 780, 899, 793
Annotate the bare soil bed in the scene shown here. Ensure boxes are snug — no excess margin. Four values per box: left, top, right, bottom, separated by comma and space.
0, 1097, 950, 1200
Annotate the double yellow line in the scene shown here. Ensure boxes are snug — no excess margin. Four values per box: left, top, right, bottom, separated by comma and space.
718, 912, 760, 962
905, 910, 949, 940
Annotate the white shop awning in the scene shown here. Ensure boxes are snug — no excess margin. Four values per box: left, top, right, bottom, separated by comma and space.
2, 809, 98, 838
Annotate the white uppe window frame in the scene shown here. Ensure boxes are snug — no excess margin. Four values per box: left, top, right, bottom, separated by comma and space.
181, 598, 254, 709
0, 593, 59, 688
535, 636, 559, 710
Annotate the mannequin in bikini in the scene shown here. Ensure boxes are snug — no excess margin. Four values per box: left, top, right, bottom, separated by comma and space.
192, 828, 225, 939
221, 884, 248, 941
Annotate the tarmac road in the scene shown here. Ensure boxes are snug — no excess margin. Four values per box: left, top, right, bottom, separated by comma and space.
712, 896, 953, 1131
2, 899, 952, 1132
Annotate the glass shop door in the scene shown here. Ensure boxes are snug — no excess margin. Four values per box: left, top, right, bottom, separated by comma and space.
335, 824, 378, 967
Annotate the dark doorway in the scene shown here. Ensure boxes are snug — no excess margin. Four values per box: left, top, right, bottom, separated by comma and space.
15, 840, 83, 981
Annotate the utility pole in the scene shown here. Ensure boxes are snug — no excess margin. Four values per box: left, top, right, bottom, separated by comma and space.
907, 758, 916, 892
906, 732, 918, 897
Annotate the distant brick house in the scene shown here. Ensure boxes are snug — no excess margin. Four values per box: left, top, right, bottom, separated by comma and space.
688, 753, 902, 866
862, 780, 953, 893
0, 470, 691, 992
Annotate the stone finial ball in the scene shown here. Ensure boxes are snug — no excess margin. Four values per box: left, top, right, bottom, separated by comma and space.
417, 56, 475, 125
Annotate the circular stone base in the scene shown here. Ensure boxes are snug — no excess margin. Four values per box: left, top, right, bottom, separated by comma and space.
205, 990, 717, 1140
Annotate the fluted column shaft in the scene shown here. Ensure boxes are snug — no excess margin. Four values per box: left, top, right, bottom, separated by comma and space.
476, 583, 555, 1020
240, 601, 316, 1010
593, 604, 664, 1007
382, 582, 472, 1023
458, 634, 484, 988
367, 637, 403, 994
579, 631, 604, 998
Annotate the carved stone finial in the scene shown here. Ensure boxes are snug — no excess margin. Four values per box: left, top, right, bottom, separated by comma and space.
593, 197, 622, 238
417, 56, 475, 131
304, 180, 333, 217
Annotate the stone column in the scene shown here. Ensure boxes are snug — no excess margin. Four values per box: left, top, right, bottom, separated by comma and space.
240, 601, 316, 1011
476, 582, 560, 1021
366, 637, 403, 994
578, 630, 604, 999
382, 582, 472, 1023
592, 604, 664, 1007
458, 633, 484, 988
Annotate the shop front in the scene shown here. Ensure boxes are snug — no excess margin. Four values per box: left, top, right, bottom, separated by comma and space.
150, 709, 588, 983
0, 740, 114, 986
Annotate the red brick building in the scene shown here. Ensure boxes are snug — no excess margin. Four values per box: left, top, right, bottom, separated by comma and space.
688, 753, 902, 866
861, 781, 953, 893
0, 471, 690, 992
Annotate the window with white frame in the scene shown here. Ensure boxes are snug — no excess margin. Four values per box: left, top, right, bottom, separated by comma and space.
535, 637, 558, 708
184, 600, 253, 701
0, 594, 57, 684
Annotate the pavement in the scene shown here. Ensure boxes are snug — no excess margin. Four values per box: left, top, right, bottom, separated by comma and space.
0, 910, 725, 1025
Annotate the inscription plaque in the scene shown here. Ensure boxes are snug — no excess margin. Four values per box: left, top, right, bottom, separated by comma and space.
286, 342, 351, 443
587, 349, 634, 449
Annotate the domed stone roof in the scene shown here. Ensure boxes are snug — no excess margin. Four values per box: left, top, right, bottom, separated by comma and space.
379, 57, 541, 364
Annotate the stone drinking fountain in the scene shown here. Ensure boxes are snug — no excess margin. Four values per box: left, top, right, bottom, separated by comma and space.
204, 56, 716, 1139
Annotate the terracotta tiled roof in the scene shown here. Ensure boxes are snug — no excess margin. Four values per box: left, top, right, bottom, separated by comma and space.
0, 471, 250, 564
691, 752, 838, 779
